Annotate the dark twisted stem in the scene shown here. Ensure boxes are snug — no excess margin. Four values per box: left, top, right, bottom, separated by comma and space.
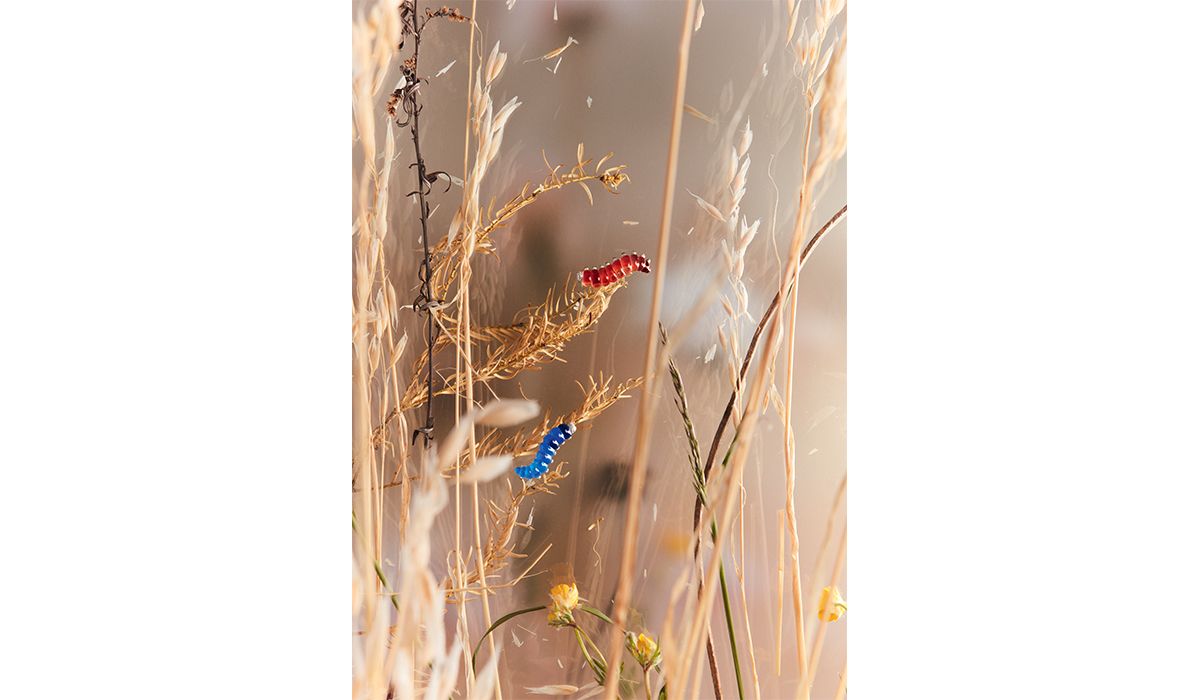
692, 204, 847, 523
396, 1, 437, 446
390, 2, 469, 446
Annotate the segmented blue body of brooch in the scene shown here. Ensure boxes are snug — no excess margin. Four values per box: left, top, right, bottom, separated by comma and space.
514, 422, 576, 480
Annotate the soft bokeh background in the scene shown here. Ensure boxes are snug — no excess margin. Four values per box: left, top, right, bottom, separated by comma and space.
367, 0, 845, 695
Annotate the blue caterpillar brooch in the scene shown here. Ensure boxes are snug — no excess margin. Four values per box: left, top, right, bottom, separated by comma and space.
514, 422, 576, 480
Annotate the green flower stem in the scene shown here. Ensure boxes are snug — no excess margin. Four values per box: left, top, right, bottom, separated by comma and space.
711, 430, 747, 700
717, 557, 745, 699
370, 560, 400, 610
353, 511, 399, 610
470, 605, 546, 670
581, 626, 607, 664
578, 604, 615, 625
573, 626, 607, 684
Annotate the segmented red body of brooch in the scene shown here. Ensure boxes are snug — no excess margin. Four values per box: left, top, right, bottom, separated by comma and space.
578, 252, 652, 288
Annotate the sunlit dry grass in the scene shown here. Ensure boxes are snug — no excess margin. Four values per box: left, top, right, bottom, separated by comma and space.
353, 1, 847, 698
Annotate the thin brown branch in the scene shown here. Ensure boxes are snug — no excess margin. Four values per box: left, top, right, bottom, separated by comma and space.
696, 204, 847, 500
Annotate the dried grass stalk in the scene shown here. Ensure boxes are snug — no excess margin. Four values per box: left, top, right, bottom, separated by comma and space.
398, 279, 625, 412
475, 374, 641, 460
441, 375, 639, 597
431, 154, 629, 301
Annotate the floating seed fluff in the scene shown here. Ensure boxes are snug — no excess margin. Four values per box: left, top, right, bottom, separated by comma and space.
578, 252, 652, 288
514, 422, 576, 480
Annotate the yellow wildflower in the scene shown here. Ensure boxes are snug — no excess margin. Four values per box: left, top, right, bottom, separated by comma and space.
818, 585, 847, 622
625, 631, 662, 669
547, 582, 579, 626
635, 633, 658, 662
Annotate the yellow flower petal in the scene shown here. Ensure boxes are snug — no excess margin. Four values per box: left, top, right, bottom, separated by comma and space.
549, 582, 579, 611
818, 585, 847, 622
626, 631, 661, 668
636, 633, 658, 659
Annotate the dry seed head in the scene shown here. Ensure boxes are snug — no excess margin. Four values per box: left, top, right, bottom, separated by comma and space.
720, 297, 736, 321
785, 0, 804, 42
737, 217, 761, 254
485, 41, 507, 85
491, 97, 522, 140
818, 0, 847, 28
810, 31, 848, 186
734, 286, 748, 317
384, 281, 398, 326
737, 119, 753, 158
367, 336, 381, 373
815, 42, 836, 85
795, 28, 822, 68
482, 97, 521, 166
730, 156, 751, 205
721, 239, 734, 269
687, 188, 726, 223
391, 330, 408, 370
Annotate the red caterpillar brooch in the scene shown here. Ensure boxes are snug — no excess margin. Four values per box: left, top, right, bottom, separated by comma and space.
578, 252, 652, 288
